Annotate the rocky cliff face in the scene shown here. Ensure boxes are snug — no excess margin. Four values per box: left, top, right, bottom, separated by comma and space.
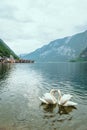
79, 47, 87, 61
22, 30, 87, 62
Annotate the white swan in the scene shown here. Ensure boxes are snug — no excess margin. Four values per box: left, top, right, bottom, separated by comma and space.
57, 89, 77, 106
39, 89, 57, 104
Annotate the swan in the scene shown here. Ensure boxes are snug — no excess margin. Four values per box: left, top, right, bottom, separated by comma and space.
39, 89, 57, 104
57, 89, 77, 106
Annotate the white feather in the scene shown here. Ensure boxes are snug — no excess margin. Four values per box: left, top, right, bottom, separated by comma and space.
59, 94, 72, 105
58, 90, 77, 106
39, 97, 48, 104
39, 89, 57, 104
64, 101, 77, 106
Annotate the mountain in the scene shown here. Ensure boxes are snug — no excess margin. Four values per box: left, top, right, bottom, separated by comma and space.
22, 30, 87, 62
0, 39, 18, 59
79, 47, 87, 61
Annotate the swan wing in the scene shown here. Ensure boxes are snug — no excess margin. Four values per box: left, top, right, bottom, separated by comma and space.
43, 93, 54, 104
43, 93, 52, 100
60, 94, 72, 105
64, 101, 77, 106
39, 97, 49, 104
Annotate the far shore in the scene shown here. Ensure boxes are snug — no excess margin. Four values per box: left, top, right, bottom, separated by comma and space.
0, 57, 34, 63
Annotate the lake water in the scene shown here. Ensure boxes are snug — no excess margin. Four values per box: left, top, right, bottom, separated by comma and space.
0, 63, 87, 130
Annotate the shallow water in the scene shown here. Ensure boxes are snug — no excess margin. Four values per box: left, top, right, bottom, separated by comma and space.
0, 63, 87, 130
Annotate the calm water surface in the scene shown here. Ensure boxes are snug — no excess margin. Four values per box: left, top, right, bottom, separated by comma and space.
0, 63, 87, 130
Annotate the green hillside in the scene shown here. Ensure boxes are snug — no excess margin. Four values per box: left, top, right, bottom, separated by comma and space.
0, 39, 18, 59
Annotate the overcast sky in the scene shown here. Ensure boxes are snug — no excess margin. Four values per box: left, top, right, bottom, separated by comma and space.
0, 0, 87, 54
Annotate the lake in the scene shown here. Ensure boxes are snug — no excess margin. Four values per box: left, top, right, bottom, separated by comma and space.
0, 62, 87, 130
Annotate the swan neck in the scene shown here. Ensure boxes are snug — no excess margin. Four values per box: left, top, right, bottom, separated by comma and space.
50, 93, 57, 104
58, 90, 62, 101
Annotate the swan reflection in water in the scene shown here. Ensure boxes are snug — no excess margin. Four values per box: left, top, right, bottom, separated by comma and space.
40, 103, 76, 114
40, 103, 57, 113
58, 105, 77, 115
40, 103, 77, 124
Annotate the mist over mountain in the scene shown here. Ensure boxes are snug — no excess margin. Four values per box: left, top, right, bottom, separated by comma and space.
21, 30, 87, 62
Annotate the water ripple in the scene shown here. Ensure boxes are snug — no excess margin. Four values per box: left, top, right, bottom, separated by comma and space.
0, 63, 87, 130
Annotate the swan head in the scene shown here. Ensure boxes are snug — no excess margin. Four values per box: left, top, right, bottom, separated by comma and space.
50, 89, 57, 95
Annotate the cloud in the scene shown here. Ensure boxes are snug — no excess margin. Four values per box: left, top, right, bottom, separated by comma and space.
0, 0, 87, 54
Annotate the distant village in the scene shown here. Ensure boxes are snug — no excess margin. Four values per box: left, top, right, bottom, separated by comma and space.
0, 55, 34, 63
